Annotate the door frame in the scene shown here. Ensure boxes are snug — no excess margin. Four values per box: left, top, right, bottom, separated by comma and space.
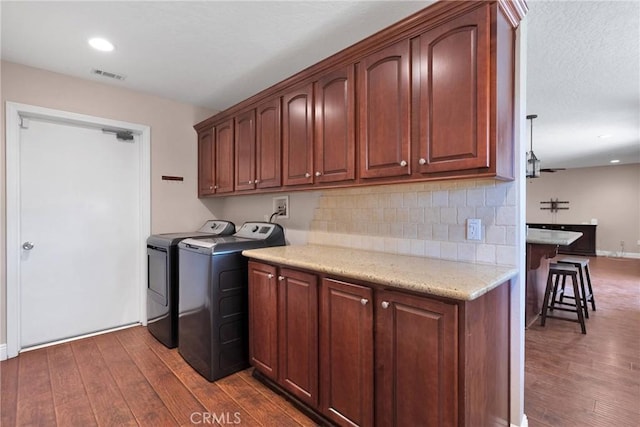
5, 102, 151, 359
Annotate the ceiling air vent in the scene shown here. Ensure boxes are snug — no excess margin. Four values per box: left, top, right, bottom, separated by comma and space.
91, 69, 126, 81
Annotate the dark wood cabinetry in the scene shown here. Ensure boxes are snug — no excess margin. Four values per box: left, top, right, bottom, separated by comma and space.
198, 120, 234, 196
415, 5, 490, 174
358, 40, 411, 179
314, 67, 356, 183
283, 84, 314, 186
235, 109, 256, 191
247, 259, 511, 427
197, 127, 215, 197
375, 290, 458, 427
277, 268, 319, 407
256, 98, 282, 189
248, 262, 279, 380
195, 2, 525, 197
527, 223, 597, 256
320, 278, 373, 427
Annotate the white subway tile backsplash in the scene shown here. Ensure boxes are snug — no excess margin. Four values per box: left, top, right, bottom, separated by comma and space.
433, 191, 449, 207
307, 179, 517, 266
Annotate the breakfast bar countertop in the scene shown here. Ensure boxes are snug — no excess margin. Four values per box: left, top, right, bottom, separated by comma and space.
526, 228, 583, 246
242, 245, 517, 301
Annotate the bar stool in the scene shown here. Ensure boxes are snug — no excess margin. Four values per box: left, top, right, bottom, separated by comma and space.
556, 256, 596, 318
540, 263, 586, 334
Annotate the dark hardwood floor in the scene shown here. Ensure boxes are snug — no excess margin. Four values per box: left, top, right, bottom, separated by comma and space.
1, 326, 316, 426
2, 256, 638, 426
525, 256, 640, 427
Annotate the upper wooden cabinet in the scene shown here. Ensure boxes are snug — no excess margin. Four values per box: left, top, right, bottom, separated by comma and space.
283, 83, 314, 186
197, 127, 215, 197
358, 40, 411, 180
415, 4, 490, 174
235, 109, 256, 191
195, 1, 524, 197
314, 66, 356, 183
214, 119, 235, 194
256, 98, 282, 189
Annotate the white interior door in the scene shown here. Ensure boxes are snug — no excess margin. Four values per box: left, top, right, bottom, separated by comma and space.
19, 117, 141, 348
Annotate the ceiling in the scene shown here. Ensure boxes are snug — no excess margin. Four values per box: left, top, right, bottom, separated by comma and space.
2, 1, 639, 170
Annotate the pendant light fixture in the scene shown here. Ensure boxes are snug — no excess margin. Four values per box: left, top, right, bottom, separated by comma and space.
526, 114, 541, 178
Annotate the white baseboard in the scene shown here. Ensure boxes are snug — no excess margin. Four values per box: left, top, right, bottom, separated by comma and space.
596, 250, 640, 259
0, 343, 7, 361
512, 414, 528, 427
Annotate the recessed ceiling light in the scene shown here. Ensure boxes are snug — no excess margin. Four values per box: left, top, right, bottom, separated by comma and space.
610, 159, 620, 163
598, 134, 612, 139
88, 37, 115, 52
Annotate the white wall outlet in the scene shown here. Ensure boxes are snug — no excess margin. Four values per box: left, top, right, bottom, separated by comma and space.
273, 195, 289, 219
467, 218, 482, 241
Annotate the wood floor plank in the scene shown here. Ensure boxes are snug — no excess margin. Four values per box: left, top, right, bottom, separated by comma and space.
1, 355, 20, 427
125, 326, 261, 427
15, 349, 56, 426
236, 369, 318, 427
216, 371, 305, 427
525, 256, 640, 427
46, 343, 97, 426
93, 331, 179, 426
71, 337, 138, 426
115, 326, 209, 426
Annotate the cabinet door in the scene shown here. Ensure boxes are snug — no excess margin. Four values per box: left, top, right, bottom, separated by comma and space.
375, 290, 458, 427
283, 84, 314, 186
320, 278, 373, 427
256, 98, 282, 189
197, 128, 215, 197
235, 109, 256, 191
358, 40, 411, 179
248, 262, 279, 380
278, 268, 318, 407
214, 119, 235, 194
417, 5, 490, 174
314, 67, 355, 183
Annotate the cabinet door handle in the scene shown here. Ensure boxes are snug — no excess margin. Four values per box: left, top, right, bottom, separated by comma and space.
381, 301, 390, 309
267, 273, 274, 279
248, 180, 253, 184
255, 179, 259, 184
418, 158, 426, 165
278, 275, 285, 281
214, 185, 218, 189
315, 171, 322, 177
209, 185, 213, 190
304, 172, 311, 178
400, 160, 407, 167
360, 298, 369, 306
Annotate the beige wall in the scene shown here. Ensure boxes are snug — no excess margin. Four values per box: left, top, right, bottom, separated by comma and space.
526, 164, 640, 256
1, 61, 219, 344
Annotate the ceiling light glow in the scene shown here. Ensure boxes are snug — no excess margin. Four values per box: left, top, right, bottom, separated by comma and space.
598, 134, 612, 139
88, 37, 114, 52
610, 159, 620, 163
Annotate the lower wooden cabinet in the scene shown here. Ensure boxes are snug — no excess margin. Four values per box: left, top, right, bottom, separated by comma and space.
320, 278, 373, 427
277, 268, 319, 407
248, 262, 278, 379
375, 290, 457, 426
247, 260, 510, 427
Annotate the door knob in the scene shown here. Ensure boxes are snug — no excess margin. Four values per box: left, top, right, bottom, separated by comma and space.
22, 241, 34, 250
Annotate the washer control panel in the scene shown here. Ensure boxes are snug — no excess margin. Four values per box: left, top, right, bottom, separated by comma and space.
234, 222, 278, 239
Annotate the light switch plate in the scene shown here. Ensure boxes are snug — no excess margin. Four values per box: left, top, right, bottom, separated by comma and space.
467, 218, 482, 241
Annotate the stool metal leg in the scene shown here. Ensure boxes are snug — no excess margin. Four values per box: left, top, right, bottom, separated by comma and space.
585, 264, 596, 311
570, 273, 587, 334
540, 272, 555, 327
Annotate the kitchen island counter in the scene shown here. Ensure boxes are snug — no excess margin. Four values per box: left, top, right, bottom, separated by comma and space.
243, 244, 516, 301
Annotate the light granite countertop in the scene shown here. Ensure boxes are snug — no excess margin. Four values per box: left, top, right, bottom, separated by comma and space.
526, 228, 583, 246
242, 245, 517, 301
